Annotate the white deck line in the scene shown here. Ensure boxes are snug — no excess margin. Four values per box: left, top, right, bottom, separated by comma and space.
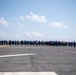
0, 72, 57, 75
0, 53, 37, 58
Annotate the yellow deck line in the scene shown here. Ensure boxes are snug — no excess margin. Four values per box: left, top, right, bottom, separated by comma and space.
0, 45, 9, 48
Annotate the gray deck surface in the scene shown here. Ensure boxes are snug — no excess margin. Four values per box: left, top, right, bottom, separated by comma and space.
0, 46, 76, 75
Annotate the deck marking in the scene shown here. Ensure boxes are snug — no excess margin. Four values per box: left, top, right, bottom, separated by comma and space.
0, 72, 57, 75
0, 53, 37, 58
0, 45, 8, 48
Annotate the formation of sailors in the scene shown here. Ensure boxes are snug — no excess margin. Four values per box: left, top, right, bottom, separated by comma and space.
0, 40, 76, 47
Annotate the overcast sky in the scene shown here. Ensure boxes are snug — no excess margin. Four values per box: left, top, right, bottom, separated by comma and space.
0, 0, 76, 41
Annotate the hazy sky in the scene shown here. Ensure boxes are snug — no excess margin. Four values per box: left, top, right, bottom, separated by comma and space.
0, 0, 76, 41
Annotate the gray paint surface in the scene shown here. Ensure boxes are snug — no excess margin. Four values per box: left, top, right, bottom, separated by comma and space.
0, 46, 76, 75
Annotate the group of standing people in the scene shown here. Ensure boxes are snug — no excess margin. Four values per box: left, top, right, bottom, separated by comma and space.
0, 40, 76, 47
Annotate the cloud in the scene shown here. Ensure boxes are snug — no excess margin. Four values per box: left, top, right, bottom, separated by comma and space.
0, 17, 9, 27
16, 23, 23, 29
49, 21, 68, 28
0, 31, 7, 37
49, 35, 72, 41
20, 15, 25, 20
10, 34, 21, 38
7, 31, 44, 40
26, 12, 47, 23
24, 31, 44, 37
